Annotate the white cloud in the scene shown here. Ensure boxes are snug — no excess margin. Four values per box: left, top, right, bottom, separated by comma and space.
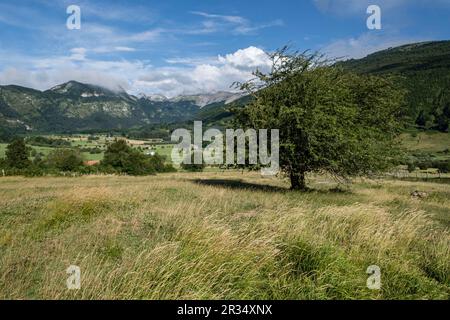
114, 47, 136, 52
69, 48, 87, 61
218, 46, 272, 69
135, 47, 272, 97
0, 46, 272, 97
190, 11, 283, 35
190, 11, 248, 25
322, 32, 425, 59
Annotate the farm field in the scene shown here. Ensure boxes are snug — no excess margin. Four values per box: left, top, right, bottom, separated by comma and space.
0, 172, 448, 299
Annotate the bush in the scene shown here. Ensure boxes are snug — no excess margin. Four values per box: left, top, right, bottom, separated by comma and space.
407, 162, 416, 173
5, 138, 31, 169
148, 154, 177, 173
436, 161, 450, 174
416, 159, 450, 172
46, 149, 84, 172
101, 140, 156, 176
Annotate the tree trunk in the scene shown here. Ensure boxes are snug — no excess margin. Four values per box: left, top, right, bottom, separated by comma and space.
290, 171, 307, 191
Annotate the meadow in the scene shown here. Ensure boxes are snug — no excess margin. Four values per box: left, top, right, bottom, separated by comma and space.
0, 172, 448, 299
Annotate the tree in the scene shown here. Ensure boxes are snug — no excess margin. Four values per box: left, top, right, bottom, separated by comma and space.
46, 149, 83, 171
5, 138, 31, 169
235, 49, 405, 190
102, 139, 155, 175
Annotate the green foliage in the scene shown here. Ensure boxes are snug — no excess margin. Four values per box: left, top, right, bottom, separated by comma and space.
180, 150, 205, 172
148, 154, 177, 173
26, 136, 71, 148
102, 139, 156, 175
236, 49, 405, 189
407, 161, 416, 173
416, 159, 450, 173
340, 41, 450, 132
46, 149, 84, 171
5, 138, 31, 169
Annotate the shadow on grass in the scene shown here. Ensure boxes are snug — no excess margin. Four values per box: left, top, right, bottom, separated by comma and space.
192, 179, 287, 193
192, 178, 353, 194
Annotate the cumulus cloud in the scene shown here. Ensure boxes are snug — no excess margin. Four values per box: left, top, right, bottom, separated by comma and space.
0, 46, 272, 97
135, 46, 272, 97
218, 46, 272, 69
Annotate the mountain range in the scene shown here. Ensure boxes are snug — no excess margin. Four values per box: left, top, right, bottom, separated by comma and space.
1, 40, 450, 136
0, 80, 244, 133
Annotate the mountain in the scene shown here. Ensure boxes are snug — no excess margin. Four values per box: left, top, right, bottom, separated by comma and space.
2, 41, 450, 136
340, 40, 450, 131
138, 91, 244, 107
169, 91, 244, 107
0, 81, 243, 134
0, 81, 148, 133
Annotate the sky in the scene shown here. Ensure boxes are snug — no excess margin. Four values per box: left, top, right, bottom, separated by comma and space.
0, 0, 449, 97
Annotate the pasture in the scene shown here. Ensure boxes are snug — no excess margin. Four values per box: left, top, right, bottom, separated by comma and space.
0, 172, 448, 299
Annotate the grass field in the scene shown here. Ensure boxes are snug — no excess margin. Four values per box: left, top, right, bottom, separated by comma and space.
401, 131, 450, 153
0, 172, 448, 299
154, 144, 174, 159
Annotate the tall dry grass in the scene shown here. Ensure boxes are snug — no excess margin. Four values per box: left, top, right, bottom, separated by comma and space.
0, 172, 448, 299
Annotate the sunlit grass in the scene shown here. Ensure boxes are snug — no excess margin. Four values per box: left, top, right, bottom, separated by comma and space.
0, 172, 449, 299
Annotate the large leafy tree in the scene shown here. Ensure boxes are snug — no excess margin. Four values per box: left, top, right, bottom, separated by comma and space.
5, 138, 31, 169
235, 49, 406, 190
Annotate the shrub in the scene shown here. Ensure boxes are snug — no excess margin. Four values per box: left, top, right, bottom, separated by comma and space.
46, 149, 84, 172
101, 139, 155, 175
148, 154, 177, 173
407, 161, 416, 173
436, 161, 450, 174
5, 138, 31, 169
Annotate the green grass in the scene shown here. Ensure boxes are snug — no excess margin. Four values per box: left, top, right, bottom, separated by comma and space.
0, 172, 448, 299
31, 145, 58, 156
0, 143, 6, 158
154, 144, 174, 159
401, 131, 450, 153
81, 152, 104, 161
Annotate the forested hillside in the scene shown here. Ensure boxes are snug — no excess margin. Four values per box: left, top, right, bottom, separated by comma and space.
340, 41, 450, 132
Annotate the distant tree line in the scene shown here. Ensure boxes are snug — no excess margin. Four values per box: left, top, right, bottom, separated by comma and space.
0, 138, 175, 177
26, 136, 71, 148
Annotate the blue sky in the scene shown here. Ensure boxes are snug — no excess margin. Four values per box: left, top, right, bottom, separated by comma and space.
0, 0, 449, 96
